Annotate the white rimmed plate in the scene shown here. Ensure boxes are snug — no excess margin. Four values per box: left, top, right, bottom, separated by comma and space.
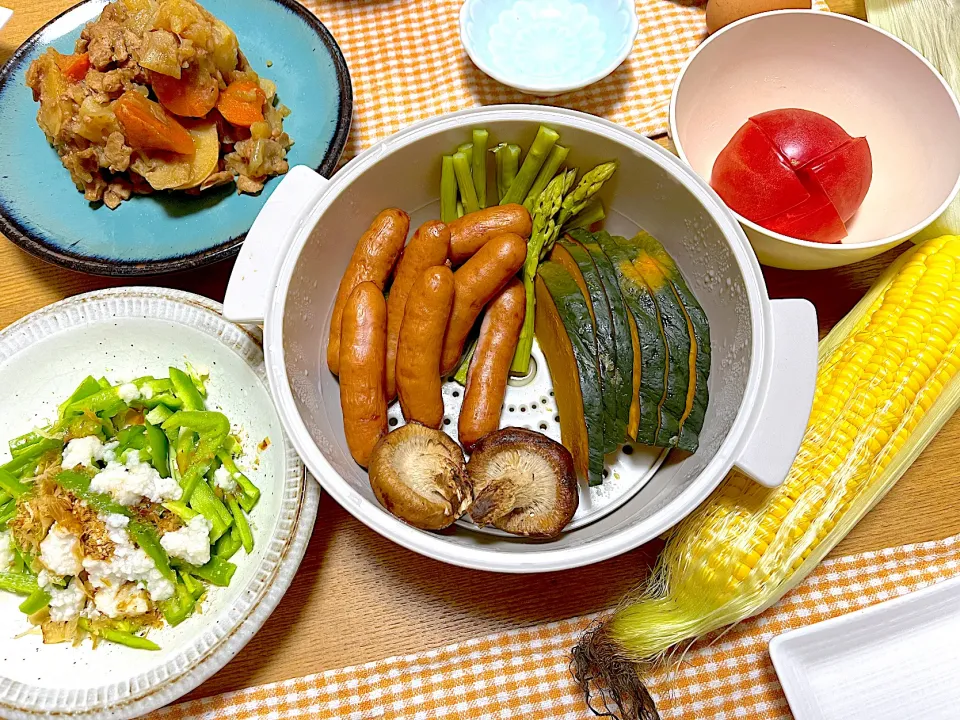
770, 574, 960, 720
0, 287, 318, 720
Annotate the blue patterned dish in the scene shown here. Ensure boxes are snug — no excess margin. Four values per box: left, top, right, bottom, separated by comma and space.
0, 0, 352, 276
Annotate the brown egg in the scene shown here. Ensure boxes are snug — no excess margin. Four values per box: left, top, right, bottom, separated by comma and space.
705, 0, 813, 34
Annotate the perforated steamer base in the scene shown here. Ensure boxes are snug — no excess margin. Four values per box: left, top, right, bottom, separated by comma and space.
387, 340, 668, 536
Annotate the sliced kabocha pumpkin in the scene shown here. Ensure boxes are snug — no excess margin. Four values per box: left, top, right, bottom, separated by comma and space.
534, 262, 605, 486
551, 237, 625, 454
629, 231, 711, 451
572, 231, 637, 447
613, 232, 690, 449
594, 232, 666, 448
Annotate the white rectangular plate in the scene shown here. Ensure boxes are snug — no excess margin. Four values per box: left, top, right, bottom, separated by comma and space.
0, 8, 11, 31
769, 575, 960, 720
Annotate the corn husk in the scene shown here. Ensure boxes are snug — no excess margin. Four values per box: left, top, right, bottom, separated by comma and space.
573, 236, 960, 720
866, 0, 960, 242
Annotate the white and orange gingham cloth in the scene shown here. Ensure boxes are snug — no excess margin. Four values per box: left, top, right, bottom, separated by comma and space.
302, 0, 709, 162
150, 531, 960, 720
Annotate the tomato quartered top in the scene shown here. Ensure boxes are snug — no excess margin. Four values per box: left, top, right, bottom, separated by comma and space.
710, 108, 873, 244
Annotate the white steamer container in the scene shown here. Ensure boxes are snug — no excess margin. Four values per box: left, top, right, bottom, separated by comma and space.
223, 106, 819, 573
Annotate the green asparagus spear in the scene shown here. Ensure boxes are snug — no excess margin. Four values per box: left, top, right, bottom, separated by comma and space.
493, 143, 521, 202
440, 155, 458, 224
452, 340, 477, 386
522, 144, 569, 212
452, 151, 480, 215
471, 129, 489, 208
501, 126, 559, 205
563, 198, 606, 231
511, 171, 572, 374
556, 161, 618, 227
457, 142, 474, 170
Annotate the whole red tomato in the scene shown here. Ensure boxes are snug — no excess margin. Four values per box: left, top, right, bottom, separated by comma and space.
710, 109, 872, 243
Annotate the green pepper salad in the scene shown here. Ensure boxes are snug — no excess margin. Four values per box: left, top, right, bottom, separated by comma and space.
0, 365, 260, 650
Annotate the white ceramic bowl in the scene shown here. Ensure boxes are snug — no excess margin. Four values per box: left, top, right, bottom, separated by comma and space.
459, 0, 638, 96
223, 105, 820, 574
0, 288, 318, 720
670, 10, 960, 270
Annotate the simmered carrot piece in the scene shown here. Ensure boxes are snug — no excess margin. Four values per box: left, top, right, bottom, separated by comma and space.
152, 67, 219, 118
114, 90, 195, 155
216, 80, 266, 127
55, 52, 90, 82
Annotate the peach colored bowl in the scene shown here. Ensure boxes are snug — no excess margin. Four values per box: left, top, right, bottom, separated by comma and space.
670, 10, 960, 270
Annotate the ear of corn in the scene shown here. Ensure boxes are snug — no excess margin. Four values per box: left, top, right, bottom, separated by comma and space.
573, 236, 960, 718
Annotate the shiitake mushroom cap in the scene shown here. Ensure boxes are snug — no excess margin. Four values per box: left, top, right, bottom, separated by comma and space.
467, 427, 579, 538
368, 422, 472, 530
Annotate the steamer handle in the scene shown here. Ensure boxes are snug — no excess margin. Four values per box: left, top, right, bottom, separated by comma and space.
734, 298, 818, 489
223, 165, 329, 324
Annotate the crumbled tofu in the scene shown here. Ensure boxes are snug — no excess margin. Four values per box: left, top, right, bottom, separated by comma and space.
100, 440, 119, 464
161, 515, 212, 566
0, 530, 14, 572
83, 513, 174, 603
47, 579, 87, 622
93, 582, 150, 618
62, 435, 104, 470
117, 383, 141, 403
40, 523, 83, 576
89, 450, 182, 505
139, 383, 154, 400
213, 465, 237, 493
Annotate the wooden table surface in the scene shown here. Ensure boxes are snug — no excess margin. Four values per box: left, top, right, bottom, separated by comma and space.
5, 0, 960, 707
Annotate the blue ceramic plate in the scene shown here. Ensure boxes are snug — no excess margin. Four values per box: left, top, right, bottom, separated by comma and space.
0, 0, 352, 276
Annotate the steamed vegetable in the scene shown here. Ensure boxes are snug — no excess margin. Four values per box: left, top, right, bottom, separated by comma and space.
573, 235, 960, 720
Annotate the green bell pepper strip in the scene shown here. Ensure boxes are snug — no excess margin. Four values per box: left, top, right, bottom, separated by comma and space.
169, 368, 205, 412
132, 377, 172, 396
77, 618, 160, 651
145, 404, 175, 426
189, 481, 231, 542
214, 526, 242, 560
141, 393, 183, 411
96, 377, 111, 389
162, 411, 230, 501
55, 471, 176, 584
57, 376, 101, 419
171, 556, 236, 587
0, 572, 38, 595
184, 362, 209, 398
127, 522, 176, 583
0, 501, 17, 529
9, 431, 45, 457
1, 438, 63, 478
216, 451, 259, 513
160, 578, 196, 627
226, 495, 254, 554
162, 501, 198, 522
64, 387, 126, 417
144, 423, 169, 478
19, 587, 51, 615
0, 467, 30, 499
181, 571, 204, 599
115, 425, 146, 454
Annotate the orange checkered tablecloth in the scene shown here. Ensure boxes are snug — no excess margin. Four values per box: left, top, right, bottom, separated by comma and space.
303, 0, 709, 162
151, 531, 960, 720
